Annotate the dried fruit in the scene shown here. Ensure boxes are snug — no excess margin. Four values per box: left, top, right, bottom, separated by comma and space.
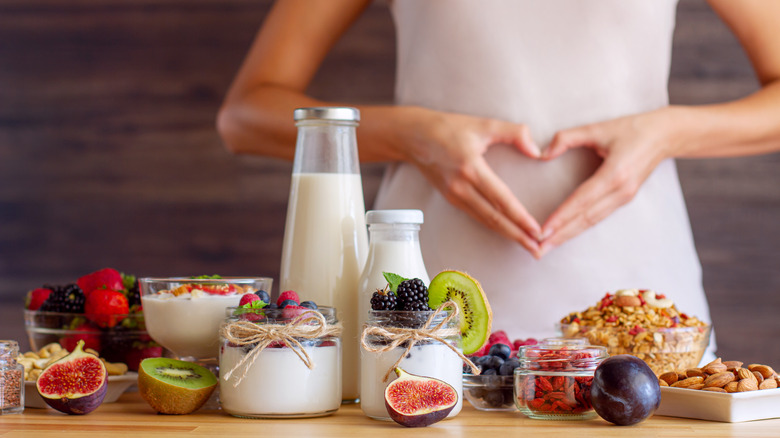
591, 355, 660, 426
748, 364, 776, 380
384, 368, 458, 427
138, 357, 217, 415
36, 340, 108, 414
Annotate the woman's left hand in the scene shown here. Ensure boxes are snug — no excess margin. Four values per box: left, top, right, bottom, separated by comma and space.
537, 109, 675, 256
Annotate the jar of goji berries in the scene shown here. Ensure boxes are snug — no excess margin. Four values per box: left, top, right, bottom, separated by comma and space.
0, 340, 24, 415
514, 343, 607, 420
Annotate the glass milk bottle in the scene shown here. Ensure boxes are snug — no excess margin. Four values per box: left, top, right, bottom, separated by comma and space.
357, 209, 429, 341
280, 107, 368, 403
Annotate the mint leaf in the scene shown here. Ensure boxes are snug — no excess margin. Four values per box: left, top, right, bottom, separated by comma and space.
192, 274, 222, 279
383, 272, 409, 293
233, 299, 267, 316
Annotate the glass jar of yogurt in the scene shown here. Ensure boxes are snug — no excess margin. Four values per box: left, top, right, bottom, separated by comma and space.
514, 344, 607, 420
219, 306, 342, 418
360, 309, 463, 421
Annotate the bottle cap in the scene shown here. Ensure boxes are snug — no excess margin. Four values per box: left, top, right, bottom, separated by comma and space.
293, 107, 360, 122
366, 209, 424, 224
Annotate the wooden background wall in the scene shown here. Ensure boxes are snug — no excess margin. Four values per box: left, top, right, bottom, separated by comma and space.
1, 0, 778, 365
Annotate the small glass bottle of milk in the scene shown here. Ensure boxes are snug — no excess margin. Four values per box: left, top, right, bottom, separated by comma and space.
280, 107, 368, 403
357, 209, 429, 341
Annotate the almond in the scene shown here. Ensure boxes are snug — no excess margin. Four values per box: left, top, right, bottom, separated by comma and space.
688, 383, 705, 390
702, 362, 728, 375
737, 367, 756, 381
748, 364, 776, 379
614, 295, 642, 307
737, 378, 758, 392
671, 376, 704, 388
702, 387, 727, 393
659, 371, 679, 386
723, 361, 743, 371
658, 379, 669, 387
704, 371, 735, 388
724, 381, 740, 393
753, 371, 764, 384
686, 368, 705, 378
759, 378, 777, 390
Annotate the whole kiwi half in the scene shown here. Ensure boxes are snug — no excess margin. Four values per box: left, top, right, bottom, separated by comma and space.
427, 270, 492, 355
138, 357, 217, 414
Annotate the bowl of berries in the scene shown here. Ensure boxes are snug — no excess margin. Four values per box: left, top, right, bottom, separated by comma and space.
24, 268, 162, 371
462, 331, 538, 411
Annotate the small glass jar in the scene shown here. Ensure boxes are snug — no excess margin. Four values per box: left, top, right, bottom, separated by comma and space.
360, 310, 463, 421
219, 306, 341, 418
514, 344, 607, 420
0, 340, 24, 415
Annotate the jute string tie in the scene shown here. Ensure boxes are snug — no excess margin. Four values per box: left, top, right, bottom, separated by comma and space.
360, 300, 480, 382
221, 310, 342, 387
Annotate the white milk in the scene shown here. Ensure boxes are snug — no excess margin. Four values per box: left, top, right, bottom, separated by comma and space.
220, 344, 341, 417
360, 342, 463, 420
141, 293, 241, 359
280, 172, 368, 401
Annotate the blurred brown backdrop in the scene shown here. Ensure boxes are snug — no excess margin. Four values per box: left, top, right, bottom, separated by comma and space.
0, 0, 778, 364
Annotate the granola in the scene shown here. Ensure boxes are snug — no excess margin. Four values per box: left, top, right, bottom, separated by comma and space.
559, 289, 710, 374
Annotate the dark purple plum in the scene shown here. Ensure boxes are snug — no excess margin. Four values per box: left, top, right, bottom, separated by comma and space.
591, 355, 661, 426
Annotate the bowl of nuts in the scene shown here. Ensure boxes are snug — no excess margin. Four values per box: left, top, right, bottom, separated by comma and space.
558, 289, 711, 375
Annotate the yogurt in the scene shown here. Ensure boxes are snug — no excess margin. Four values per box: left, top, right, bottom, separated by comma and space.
220, 344, 342, 418
360, 342, 463, 420
142, 292, 242, 359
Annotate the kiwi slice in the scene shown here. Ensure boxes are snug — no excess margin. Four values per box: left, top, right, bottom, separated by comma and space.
138, 357, 217, 414
427, 270, 492, 355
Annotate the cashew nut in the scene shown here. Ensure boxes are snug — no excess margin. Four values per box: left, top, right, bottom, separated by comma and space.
642, 290, 674, 308
615, 289, 639, 297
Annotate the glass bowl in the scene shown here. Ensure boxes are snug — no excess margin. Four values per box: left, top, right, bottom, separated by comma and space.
463, 374, 516, 411
24, 310, 157, 371
558, 323, 711, 375
139, 277, 272, 361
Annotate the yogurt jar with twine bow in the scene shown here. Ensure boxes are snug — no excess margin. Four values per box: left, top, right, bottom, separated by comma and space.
219, 305, 343, 418
359, 300, 478, 421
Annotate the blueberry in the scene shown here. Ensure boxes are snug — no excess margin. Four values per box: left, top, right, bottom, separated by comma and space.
482, 368, 498, 376
499, 358, 520, 376
279, 299, 297, 308
475, 355, 492, 367
488, 343, 512, 360
266, 302, 279, 310
483, 355, 505, 371
255, 290, 270, 304
299, 300, 318, 309
484, 389, 505, 407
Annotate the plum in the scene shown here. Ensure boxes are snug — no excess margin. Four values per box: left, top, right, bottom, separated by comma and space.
590, 355, 661, 426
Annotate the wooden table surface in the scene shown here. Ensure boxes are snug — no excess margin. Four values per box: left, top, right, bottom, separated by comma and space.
2, 391, 779, 438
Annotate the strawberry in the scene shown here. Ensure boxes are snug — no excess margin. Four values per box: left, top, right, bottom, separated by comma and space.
84, 288, 129, 328
77, 268, 124, 298
277, 290, 300, 306
239, 293, 260, 306
26, 287, 53, 310
124, 343, 163, 372
60, 322, 101, 352
488, 330, 511, 346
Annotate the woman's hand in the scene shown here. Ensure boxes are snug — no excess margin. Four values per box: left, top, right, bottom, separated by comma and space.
538, 110, 674, 256
392, 107, 544, 257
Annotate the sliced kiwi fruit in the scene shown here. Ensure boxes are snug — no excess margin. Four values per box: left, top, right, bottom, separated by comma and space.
138, 357, 217, 414
427, 270, 492, 355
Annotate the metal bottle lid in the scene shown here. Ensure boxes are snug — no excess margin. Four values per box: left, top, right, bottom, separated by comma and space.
366, 209, 424, 225
293, 107, 360, 122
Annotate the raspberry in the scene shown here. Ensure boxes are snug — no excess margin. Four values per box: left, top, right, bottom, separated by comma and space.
277, 290, 300, 306
395, 278, 430, 311
239, 293, 260, 307
370, 287, 397, 310
26, 288, 53, 311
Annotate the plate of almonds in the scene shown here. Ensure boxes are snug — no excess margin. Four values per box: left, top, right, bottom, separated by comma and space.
655, 358, 780, 422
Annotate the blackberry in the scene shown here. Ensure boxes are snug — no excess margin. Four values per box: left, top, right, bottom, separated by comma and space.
39, 284, 86, 313
126, 280, 141, 308
370, 287, 397, 310
395, 278, 430, 311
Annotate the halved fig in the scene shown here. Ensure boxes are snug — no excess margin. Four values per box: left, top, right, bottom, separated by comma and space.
384, 368, 458, 427
36, 340, 108, 414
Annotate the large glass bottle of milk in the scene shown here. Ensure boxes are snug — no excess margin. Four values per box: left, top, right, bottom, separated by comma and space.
357, 209, 430, 338
280, 107, 368, 403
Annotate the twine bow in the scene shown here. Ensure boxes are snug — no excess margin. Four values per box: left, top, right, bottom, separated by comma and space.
360, 300, 480, 382
220, 310, 342, 387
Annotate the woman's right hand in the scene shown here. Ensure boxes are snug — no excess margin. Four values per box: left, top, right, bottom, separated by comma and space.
383, 107, 544, 257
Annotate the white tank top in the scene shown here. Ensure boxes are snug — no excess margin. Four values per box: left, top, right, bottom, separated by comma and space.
375, 0, 713, 343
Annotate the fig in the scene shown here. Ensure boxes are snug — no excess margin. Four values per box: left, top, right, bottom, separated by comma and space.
591, 355, 661, 426
384, 368, 458, 427
36, 339, 108, 414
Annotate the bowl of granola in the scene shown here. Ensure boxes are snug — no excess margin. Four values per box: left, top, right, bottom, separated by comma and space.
558, 289, 711, 375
